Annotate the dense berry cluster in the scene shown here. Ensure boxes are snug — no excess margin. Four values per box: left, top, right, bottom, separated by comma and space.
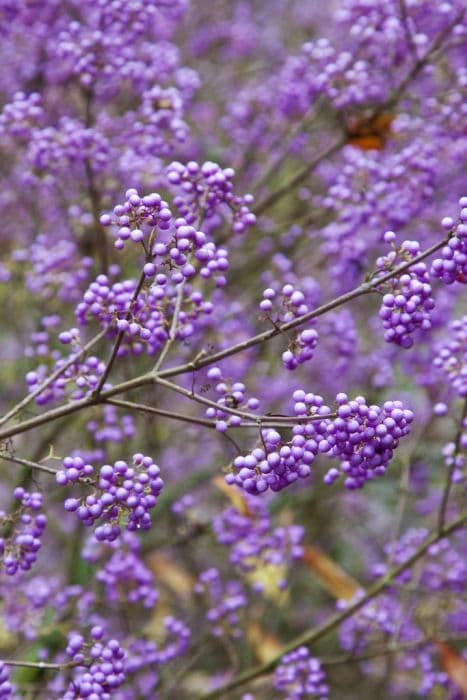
64, 627, 126, 699
167, 160, 256, 233
99, 189, 174, 251
320, 394, 414, 489
228, 392, 413, 493
377, 236, 435, 348
274, 647, 329, 700
76, 272, 217, 356
227, 425, 318, 495
58, 454, 163, 541
431, 198, 467, 284
0, 489, 47, 577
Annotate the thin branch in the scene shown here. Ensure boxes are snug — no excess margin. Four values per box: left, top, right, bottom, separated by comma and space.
251, 96, 329, 193
254, 137, 346, 216
437, 398, 467, 532
398, 0, 418, 59
0, 330, 106, 428
197, 511, 467, 699
320, 634, 467, 667
0, 659, 78, 671
388, 416, 435, 561
1, 453, 59, 476
105, 398, 313, 430
105, 397, 216, 429
82, 85, 108, 274
154, 376, 336, 425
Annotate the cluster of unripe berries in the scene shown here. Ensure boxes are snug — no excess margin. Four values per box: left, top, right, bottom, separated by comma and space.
58, 454, 163, 542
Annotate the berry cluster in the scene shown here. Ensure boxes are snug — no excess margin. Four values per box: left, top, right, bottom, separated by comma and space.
26, 351, 107, 406
153, 616, 191, 664
282, 328, 319, 370
227, 426, 318, 495
321, 394, 414, 489
377, 236, 435, 348
13, 236, 93, 304
167, 160, 256, 233
0, 661, 15, 699
28, 118, 110, 176
204, 366, 259, 432
0, 91, 43, 141
194, 568, 247, 639
227, 391, 330, 494
96, 535, 158, 609
76, 273, 215, 357
259, 283, 312, 320
99, 189, 173, 251
213, 493, 304, 591
431, 198, 467, 284
0, 488, 47, 577
259, 283, 319, 369
86, 404, 135, 444
137, 85, 188, 157
274, 647, 329, 700
227, 392, 413, 493
433, 316, 467, 397
58, 453, 163, 542
64, 627, 126, 699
